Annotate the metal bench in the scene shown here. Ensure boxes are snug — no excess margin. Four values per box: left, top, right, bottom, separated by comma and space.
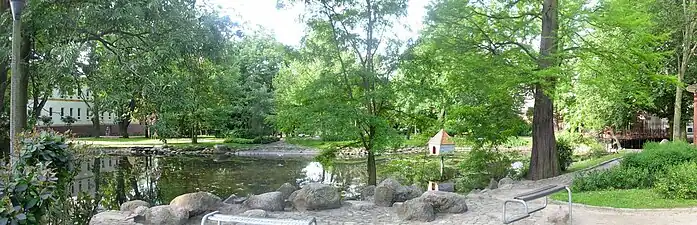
502, 184, 572, 224
201, 211, 317, 225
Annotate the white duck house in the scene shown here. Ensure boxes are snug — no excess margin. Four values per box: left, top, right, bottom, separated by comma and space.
428, 129, 455, 155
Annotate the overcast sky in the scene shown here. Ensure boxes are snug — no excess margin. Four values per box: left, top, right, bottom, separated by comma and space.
206, 0, 431, 47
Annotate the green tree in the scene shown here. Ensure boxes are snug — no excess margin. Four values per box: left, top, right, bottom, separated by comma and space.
277, 0, 407, 185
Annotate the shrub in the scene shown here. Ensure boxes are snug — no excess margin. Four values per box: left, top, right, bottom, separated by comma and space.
589, 142, 609, 158
622, 142, 697, 173
456, 148, 515, 192
556, 137, 574, 171
380, 157, 457, 188
224, 136, 280, 145
654, 163, 697, 199
571, 167, 654, 192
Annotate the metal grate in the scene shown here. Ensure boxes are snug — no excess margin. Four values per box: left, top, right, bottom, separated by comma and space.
201, 211, 317, 225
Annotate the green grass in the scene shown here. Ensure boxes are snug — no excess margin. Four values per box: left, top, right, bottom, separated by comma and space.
72, 136, 255, 148
285, 138, 356, 150
551, 189, 697, 209
565, 150, 630, 173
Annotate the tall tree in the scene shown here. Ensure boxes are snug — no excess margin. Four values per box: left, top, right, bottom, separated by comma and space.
669, 0, 697, 140
277, 0, 407, 185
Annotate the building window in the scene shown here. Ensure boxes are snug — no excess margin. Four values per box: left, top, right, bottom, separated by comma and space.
109, 160, 112, 167
60, 108, 64, 116
49, 107, 53, 117
69, 108, 73, 117
108, 112, 111, 120
87, 108, 90, 117
77, 108, 81, 120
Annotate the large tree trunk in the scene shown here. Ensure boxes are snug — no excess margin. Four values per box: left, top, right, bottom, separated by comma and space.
528, 0, 560, 180
674, 0, 697, 141
367, 149, 376, 185
91, 104, 101, 138
118, 119, 130, 138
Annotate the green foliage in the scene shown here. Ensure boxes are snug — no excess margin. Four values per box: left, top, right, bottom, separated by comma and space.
1, 131, 76, 224
38, 116, 52, 126
60, 116, 77, 126
457, 148, 519, 191
572, 167, 655, 192
655, 163, 697, 199
556, 137, 574, 171
622, 142, 697, 173
224, 136, 280, 145
379, 157, 457, 188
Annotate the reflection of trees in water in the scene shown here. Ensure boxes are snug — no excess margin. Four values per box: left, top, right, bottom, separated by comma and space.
97, 155, 161, 209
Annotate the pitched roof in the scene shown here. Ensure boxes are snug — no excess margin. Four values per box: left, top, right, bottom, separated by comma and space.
428, 129, 455, 145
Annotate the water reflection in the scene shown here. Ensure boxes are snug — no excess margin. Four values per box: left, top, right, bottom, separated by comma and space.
70, 155, 369, 209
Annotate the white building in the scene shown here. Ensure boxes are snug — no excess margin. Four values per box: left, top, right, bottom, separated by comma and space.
71, 157, 120, 197
30, 88, 144, 136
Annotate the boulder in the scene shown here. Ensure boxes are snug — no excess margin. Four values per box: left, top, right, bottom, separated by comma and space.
169, 192, 222, 217
290, 183, 342, 211
487, 178, 498, 190
144, 205, 189, 225
345, 200, 376, 210
373, 178, 401, 206
242, 209, 268, 218
398, 198, 435, 222
419, 191, 468, 213
223, 194, 248, 204
218, 203, 248, 215
394, 185, 423, 202
89, 210, 139, 225
437, 182, 455, 192
243, 191, 285, 211
498, 177, 514, 188
132, 206, 149, 222
277, 183, 297, 200
360, 185, 376, 200
121, 200, 150, 212
547, 205, 570, 225
214, 144, 230, 152
660, 139, 670, 144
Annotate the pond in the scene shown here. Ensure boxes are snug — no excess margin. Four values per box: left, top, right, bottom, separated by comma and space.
70, 155, 370, 210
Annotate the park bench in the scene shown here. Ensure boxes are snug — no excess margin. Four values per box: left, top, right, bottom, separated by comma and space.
502, 184, 572, 224
201, 211, 317, 225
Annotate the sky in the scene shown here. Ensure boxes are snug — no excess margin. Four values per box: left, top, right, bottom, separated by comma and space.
207, 0, 431, 47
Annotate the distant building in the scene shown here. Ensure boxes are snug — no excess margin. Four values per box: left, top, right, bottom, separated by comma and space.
29, 88, 144, 137
71, 157, 120, 197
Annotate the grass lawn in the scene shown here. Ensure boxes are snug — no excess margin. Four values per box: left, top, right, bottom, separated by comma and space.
73, 136, 255, 148
285, 138, 356, 150
565, 150, 630, 173
551, 189, 697, 209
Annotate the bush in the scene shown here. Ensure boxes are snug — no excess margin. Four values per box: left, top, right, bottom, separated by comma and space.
224, 136, 280, 145
571, 167, 655, 192
456, 148, 516, 192
556, 137, 574, 171
589, 142, 609, 158
622, 142, 697, 173
380, 157, 457, 188
655, 163, 697, 199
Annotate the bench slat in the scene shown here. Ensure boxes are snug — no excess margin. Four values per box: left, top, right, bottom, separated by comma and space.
207, 214, 315, 225
515, 185, 566, 201
513, 185, 557, 199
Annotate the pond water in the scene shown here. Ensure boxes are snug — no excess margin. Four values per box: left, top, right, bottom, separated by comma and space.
70, 155, 370, 210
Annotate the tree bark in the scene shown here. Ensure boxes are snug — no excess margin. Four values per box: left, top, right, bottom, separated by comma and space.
367, 149, 376, 185
673, 0, 697, 141
9, 18, 23, 164
528, 0, 560, 180
91, 102, 101, 138
0, 60, 9, 113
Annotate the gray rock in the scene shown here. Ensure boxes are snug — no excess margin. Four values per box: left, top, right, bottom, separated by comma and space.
290, 183, 342, 211
360, 185, 376, 200
144, 205, 188, 225
214, 144, 230, 152
243, 191, 285, 211
547, 205, 570, 225
498, 177, 514, 188
419, 191, 468, 213
660, 139, 669, 144
394, 185, 423, 202
277, 183, 297, 200
120, 200, 150, 212
132, 206, 149, 222
218, 203, 248, 215
345, 200, 376, 210
398, 198, 435, 222
169, 192, 222, 217
487, 178, 498, 190
437, 182, 455, 192
373, 178, 401, 207
89, 210, 139, 225
223, 194, 248, 204
242, 209, 268, 218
